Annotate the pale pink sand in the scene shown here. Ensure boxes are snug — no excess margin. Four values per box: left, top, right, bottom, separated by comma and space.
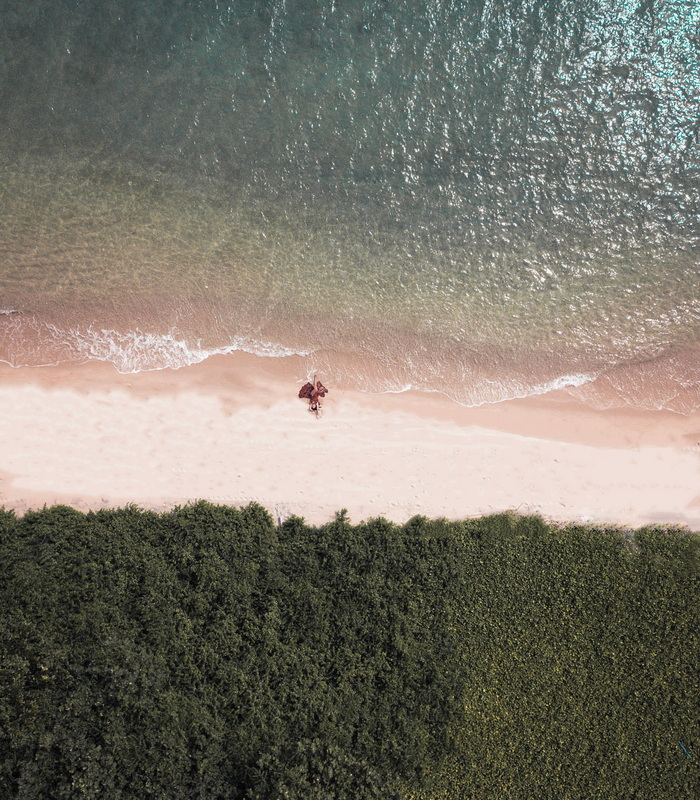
1, 354, 700, 529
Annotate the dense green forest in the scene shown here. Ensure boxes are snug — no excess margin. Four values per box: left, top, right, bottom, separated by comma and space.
0, 503, 698, 799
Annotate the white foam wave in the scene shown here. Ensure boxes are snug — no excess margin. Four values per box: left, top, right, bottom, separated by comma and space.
57, 326, 311, 373
464, 372, 597, 406
354, 372, 598, 407
530, 372, 596, 395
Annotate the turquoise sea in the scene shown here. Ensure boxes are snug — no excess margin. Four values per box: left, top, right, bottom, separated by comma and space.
1, 0, 699, 410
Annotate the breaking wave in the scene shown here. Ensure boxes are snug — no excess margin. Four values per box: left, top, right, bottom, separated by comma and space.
529, 373, 597, 397
445, 372, 599, 407
66, 327, 312, 373
0, 322, 311, 373
369, 372, 597, 407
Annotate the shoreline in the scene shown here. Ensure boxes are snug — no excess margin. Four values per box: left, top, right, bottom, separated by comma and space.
1, 354, 700, 529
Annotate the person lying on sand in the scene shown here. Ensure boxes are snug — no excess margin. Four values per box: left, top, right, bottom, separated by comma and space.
298, 375, 328, 413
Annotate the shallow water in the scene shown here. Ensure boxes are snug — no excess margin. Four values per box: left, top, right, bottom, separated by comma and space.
1, 0, 699, 409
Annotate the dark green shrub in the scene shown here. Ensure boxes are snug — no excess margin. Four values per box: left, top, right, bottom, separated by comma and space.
0, 506, 697, 799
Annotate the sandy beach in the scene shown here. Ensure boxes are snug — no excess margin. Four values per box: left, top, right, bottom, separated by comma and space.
1, 353, 700, 530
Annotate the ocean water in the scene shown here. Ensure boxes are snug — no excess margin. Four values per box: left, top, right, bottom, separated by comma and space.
1, 0, 699, 410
